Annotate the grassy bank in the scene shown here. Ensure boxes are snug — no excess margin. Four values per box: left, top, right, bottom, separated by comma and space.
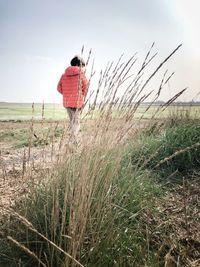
127, 119, 200, 177
1, 118, 199, 267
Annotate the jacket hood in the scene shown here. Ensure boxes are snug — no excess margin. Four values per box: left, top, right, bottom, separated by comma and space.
65, 66, 81, 76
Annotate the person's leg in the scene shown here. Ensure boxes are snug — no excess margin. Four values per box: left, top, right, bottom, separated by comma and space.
66, 108, 81, 144
66, 107, 73, 131
71, 108, 81, 142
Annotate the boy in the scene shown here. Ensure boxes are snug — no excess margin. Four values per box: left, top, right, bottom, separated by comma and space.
57, 56, 88, 143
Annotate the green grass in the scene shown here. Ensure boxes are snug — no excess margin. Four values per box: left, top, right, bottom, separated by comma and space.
0, 125, 64, 148
0, 128, 28, 147
128, 119, 200, 178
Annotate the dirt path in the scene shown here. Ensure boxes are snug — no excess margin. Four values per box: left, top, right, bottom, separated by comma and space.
0, 121, 65, 213
0, 120, 95, 212
0, 144, 60, 213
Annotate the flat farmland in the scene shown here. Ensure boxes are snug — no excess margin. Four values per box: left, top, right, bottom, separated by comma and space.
0, 102, 200, 121
0, 102, 66, 121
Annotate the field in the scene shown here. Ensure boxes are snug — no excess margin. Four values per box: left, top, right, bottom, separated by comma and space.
0, 102, 199, 267
1, 102, 200, 121
0, 102, 66, 121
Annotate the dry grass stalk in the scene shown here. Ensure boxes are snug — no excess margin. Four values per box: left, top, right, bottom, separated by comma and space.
0, 152, 7, 181
22, 148, 26, 178
7, 235, 47, 267
135, 44, 182, 100
11, 209, 84, 267
182, 177, 190, 238
140, 70, 174, 119
81, 43, 186, 149
27, 102, 34, 162
150, 88, 187, 120
155, 142, 200, 168
164, 247, 176, 267
56, 142, 122, 265
42, 101, 45, 127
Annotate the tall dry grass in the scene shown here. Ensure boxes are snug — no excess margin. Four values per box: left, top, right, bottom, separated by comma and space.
1, 44, 198, 267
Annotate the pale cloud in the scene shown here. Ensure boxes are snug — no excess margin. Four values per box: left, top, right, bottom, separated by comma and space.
24, 54, 53, 62
173, 0, 200, 58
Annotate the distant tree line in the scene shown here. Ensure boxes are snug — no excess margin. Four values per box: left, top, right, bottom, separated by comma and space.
142, 101, 200, 106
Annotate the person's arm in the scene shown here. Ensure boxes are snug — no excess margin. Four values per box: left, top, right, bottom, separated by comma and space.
81, 73, 88, 96
57, 75, 63, 94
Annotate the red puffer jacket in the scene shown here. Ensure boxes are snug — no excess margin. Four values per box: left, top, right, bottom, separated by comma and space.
57, 66, 88, 108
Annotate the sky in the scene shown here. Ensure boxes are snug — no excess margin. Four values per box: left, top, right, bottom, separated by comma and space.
0, 0, 200, 103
